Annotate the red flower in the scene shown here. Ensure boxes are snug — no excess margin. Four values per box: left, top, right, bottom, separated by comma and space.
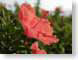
18, 3, 59, 45
31, 42, 47, 54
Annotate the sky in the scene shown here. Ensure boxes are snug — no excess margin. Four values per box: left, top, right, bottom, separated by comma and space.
0, 0, 72, 11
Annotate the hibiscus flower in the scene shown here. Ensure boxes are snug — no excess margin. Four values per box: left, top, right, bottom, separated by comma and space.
31, 42, 47, 54
18, 3, 59, 45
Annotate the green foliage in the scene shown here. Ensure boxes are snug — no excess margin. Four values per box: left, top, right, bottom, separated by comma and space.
0, 4, 28, 54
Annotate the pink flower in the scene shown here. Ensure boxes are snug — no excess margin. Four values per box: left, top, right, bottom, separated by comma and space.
31, 42, 47, 54
32, 49, 47, 54
18, 3, 59, 45
31, 42, 39, 50
41, 9, 49, 17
